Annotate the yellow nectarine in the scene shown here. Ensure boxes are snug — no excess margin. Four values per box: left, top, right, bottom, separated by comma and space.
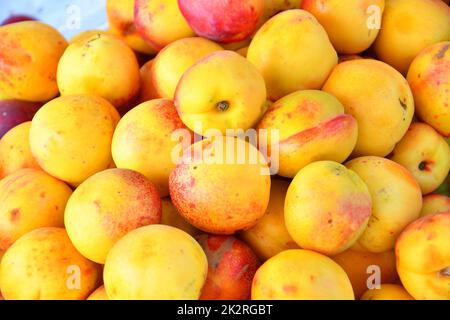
285, 161, 372, 255
0, 227, 101, 300
252, 249, 354, 300
104, 225, 207, 299
0, 169, 72, 251
347, 157, 422, 253
247, 9, 337, 100
0, 21, 67, 102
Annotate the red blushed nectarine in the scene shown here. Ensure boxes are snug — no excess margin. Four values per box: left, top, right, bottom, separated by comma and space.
178, 0, 264, 43
169, 136, 271, 234
1, 15, 36, 26
0, 99, 41, 138
198, 235, 260, 300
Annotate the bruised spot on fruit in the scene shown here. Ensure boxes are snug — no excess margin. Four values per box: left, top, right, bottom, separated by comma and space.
439, 266, 450, 277
9, 208, 20, 221
434, 44, 450, 60
216, 101, 230, 112
399, 98, 407, 111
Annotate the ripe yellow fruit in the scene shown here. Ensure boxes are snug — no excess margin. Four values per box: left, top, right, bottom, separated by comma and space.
104, 224, 207, 300
285, 161, 372, 255
29, 95, 120, 186
0, 169, 72, 251
332, 249, 398, 299
0, 227, 101, 300
347, 157, 422, 253
360, 284, 414, 300
106, 0, 158, 55
252, 249, 354, 300
323, 59, 414, 157
169, 136, 271, 234
134, 0, 195, 49
247, 9, 337, 100
112, 99, 192, 197
390, 122, 450, 194
374, 0, 450, 74
302, 0, 385, 54
396, 212, 450, 300
64, 168, 162, 264
0, 122, 40, 179
257, 90, 358, 178
174, 50, 267, 135
57, 33, 140, 111
152, 37, 222, 99
407, 41, 450, 137
0, 21, 67, 102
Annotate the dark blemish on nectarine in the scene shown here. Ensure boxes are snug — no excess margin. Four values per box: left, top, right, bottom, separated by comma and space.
85, 33, 102, 48
434, 44, 449, 60
418, 160, 433, 172
399, 98, 407, 110
9, 208, 20, 221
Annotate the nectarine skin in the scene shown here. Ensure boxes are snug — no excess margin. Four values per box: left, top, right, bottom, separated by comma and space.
240, 179, 299, 261
302, 0, 385, 54
252, 249, 355, 300
178, 0, 264, 43
0, 122, 41, 179
134, 0, 195, 49
360, 284, 414, 300
323, 59, 414, 157
257, 90, 358, 178
29, 95, 120, 187
169, 136, 271, 234
64, 168, 162, 264
407, 41, 450, 137
0, 100, 41, 138
390, 122, 450, 194
396, 212, 450, 300
248, 9, 337, 100
0, 227, 102, 300
332, 249, 398, 299
0, 21, 67, 102
420, 194, 450, 217
374, 0, 450, 74
0, 169, 72, 251
198, 235, 260, 300
347, 157, 422, 253
106, 0, 158, 55
285, 161, 372, 255
112, 99, 192, 197
104, 225, 207, 300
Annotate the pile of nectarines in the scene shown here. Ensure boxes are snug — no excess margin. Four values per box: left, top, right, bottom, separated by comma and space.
0, 0, 449, 301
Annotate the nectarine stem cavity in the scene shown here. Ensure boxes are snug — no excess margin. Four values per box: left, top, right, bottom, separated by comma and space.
216, 101, 230, 112
418, 161, 427, 171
